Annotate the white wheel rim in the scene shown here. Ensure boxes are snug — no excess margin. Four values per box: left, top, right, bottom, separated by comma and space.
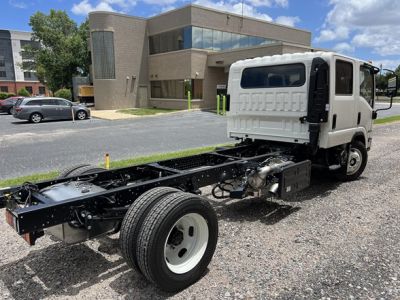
164, 213, 209, 274
77, 112, 86, 120
347, 148, 362, 175
32, 114, 41, 122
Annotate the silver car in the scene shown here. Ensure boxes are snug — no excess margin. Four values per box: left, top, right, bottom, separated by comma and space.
13, 97, 91, 123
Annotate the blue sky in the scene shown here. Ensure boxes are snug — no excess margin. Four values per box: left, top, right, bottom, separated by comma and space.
2, 0, 400, 70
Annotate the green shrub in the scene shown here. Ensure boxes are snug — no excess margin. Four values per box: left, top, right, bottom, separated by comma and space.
0, 92, 16, 99
17, 88, 30, 97
54, 88, 72, 100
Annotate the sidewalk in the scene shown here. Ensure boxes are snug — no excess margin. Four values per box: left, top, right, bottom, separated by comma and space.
90, 109, 137, 120
90, 108, 200, 120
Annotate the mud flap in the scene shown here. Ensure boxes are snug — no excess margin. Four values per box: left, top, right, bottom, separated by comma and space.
278, 160, 311, 198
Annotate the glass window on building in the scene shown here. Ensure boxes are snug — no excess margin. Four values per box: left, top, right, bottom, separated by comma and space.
149, 34, 161, 55
0, 86, 8, 92
38, 86, 46, 95
192, 27, 203, 49
24, 71, 32, 80
231, 33, 241, 49
151, 80, 185, 99
222, 31, 232, 50
0, 71, 6, 77
202, 28, 213, 50
92, 31, 116, 79
183, 27, 192, 49
0, 59, 5, 67
212, 30, 222, 51
148, 26, 277, 55
239, 35, 249, 48
25, 86, 33, 95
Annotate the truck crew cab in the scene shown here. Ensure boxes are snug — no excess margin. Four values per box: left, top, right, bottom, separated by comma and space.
0, 52, 397, 292
227, 52, 382, 181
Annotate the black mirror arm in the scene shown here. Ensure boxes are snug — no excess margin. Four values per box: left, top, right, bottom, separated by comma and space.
375, 69, 397, 114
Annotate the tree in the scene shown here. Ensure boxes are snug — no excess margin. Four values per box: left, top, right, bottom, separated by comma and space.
54, 88, 72, 100
22, 10, 90, 92
17, 88, 30, 96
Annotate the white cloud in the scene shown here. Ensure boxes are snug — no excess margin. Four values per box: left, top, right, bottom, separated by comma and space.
194, 0, 273, 21
275, 15, 299, 27
333, 42, 354, 54
9, 0, 28, 9
71, 0, 137, 15
371, 59, 400, 72
316, 0, 400, 56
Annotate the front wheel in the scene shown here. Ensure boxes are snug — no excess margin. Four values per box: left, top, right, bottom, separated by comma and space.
76, 110, 87, 120
136, 192, 218, 292
7, 107, 13, 115
337, 140, 368, 181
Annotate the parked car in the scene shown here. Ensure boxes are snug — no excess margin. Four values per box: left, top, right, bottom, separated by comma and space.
0, 96, 24, 114
13, 97, 91, 123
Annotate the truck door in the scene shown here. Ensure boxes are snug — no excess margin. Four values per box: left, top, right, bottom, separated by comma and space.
331, 58, 356, 132
357, 64, 374, 144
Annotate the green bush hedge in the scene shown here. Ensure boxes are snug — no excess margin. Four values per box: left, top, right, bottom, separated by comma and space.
17, 88, 30, 97
0, 92, 16, 99
54, 88, 72, 100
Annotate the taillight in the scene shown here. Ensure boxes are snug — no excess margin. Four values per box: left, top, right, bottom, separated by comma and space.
0, 101, 3, 106
15, 107, 22, 112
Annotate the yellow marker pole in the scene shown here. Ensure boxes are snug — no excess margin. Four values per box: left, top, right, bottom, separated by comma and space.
222, 95, 226, 115
105, 153, 110, 170
187, 91, 191, 110
217, 95, 220, 115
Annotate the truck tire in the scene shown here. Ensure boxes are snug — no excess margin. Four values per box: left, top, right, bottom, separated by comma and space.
58, 164, 91, 178
119, 187, 181, 273
136, 192, 218, 292
337, 140, 368, 181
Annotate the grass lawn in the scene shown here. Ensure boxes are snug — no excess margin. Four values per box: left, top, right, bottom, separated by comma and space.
0, 144, 232, 188
374, 115, 400, 125
117, 108, 179, 116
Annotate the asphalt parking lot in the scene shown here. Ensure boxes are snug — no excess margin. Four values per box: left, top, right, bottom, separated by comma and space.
0, 111, 230, 180
0, 122, 399, 299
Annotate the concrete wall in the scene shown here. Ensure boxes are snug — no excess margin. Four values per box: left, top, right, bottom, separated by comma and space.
148, 6, 191, 35
89, 12, 148, 110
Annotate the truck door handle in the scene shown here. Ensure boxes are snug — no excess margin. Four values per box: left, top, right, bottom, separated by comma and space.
357, 112, 361, 125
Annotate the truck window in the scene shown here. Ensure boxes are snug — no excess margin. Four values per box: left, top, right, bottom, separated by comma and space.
335, 60, 353, 95
359, 66, 374, 107
240, 63, 305, 89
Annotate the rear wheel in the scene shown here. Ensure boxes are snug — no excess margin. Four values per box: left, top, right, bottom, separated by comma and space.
30, 112, 42, 123
7, 107, 13, 115
119, 187, 181, 273
76, 110, 87, 120
337, 140, 368, 181
136, 192, 218, 292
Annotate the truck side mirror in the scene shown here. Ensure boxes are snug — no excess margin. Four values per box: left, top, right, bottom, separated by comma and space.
387, 75, 398, 97
372, 111, 377, 120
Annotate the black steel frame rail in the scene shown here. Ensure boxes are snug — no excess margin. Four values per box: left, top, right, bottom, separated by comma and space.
2, 146, 282, 235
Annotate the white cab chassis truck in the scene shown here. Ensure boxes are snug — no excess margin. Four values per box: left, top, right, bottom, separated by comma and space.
0, 52, 397, 293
